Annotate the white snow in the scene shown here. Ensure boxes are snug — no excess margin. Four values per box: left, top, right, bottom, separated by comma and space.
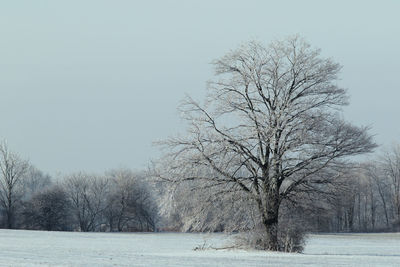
0, 230, 399, 266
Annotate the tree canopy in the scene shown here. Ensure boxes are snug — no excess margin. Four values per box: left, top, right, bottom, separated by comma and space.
157, 36, 376, 251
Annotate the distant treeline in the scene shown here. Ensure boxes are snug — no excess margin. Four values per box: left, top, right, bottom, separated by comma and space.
0, 142, 158, 232
1, 141, 400, 234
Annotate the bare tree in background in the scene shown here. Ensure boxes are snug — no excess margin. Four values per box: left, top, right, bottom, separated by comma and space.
22, 185, 71, 231
0, 142, 29, 229
157, 36, 376, 250
20, 165, 52, 200
105, 169, 158, 232
327, 160, 399, 232
381, 145, 400, 228
63, 173, 109, 232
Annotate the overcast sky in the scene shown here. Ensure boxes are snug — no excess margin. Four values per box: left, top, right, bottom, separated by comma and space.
1, 0, 399, 176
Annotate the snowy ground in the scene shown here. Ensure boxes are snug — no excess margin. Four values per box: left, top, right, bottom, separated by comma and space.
0, 230, 399, 266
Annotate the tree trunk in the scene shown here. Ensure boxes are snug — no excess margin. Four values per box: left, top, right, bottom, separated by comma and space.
7, 191, 13, 229
370, 188, 375, 230
107, 216, 113, 232
6, 209, 13, 229
357, 193, 362, 231
347, 196, 355, 231
363, 195, 368, 230
263, 214, 278, 250
261, 186, 280, 251
376, 181, 390, 228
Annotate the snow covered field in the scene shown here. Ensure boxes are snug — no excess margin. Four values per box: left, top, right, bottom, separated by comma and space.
0, 230, 399, 266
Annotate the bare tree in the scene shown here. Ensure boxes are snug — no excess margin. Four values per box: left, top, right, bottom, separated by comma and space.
63, 173, 109, 232
0, 142, 29, 229
20, 165, 52, 200
105, 169, 158, 232
362, 163, 390, 229
381, 145, 400, 228
22, 185, 71, 231
157, 36, 376, 250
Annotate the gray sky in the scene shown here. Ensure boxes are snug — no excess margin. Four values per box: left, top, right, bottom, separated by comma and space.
1, 0, 399, 176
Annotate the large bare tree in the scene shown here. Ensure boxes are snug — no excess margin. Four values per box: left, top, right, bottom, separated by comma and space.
158, 36, 376, 250
0, 142, 29, 228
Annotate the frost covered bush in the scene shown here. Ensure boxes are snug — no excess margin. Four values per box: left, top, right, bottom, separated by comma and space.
236, 223, 306, 253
